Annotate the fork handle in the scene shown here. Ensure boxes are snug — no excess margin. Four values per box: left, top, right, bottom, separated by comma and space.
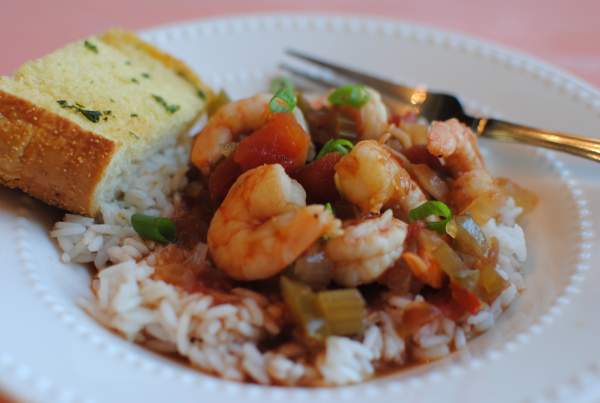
474, 118, 600, 162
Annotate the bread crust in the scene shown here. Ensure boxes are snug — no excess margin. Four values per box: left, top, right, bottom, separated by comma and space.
0, 89, 117, 216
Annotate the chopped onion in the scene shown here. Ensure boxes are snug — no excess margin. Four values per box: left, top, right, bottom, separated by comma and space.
446, 212, 488, 258
495, 178, 538, 211
464, 191, 508, 226
185, 242, 208, 265
412, 164, 451, 204
291, 252, 333, 291
400, 122, 428, 145
219, 142, 238, 158
475, 237, 508, 303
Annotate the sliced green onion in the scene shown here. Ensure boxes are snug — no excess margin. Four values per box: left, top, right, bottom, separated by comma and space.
316, 139, 354, 159
131, 214, 178, 243
269, 88, 297, 113
324, 202, 336, 217
270, 77, 296, 93
408, 201, 452, 235
327, 85, 371, 108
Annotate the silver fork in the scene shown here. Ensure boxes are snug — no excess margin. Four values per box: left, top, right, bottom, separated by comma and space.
281, 49, 600, 163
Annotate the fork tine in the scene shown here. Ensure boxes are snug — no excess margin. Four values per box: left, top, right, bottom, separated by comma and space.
285, 49, 415, 103
279, 62, 345, 90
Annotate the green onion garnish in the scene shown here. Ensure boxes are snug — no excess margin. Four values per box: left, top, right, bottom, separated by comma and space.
316, 139, 355, 159
324, 202, 336, 217
269, 89, 297, 113
409, 201, 453, 235
270, 77, 296, 93
327, 85, 371, 108
131, 214, 178, 243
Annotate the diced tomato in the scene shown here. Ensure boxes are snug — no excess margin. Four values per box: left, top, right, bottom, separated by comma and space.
449, 282, 481, 315
234, 112, 310, 175
388, 111, 417, 126
292, 151, 343, 204
422, 286, 466, 321
403, 145, 448, 175
401, 300, 442, 334
406, 220, 427, 244
208, 154, 244, 199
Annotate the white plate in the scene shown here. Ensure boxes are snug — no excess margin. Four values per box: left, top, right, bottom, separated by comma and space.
1, 14, 600, 403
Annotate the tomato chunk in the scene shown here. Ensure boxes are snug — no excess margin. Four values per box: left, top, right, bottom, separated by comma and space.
404, 145, 448, 175
449, 282, 481, 315
209, 154, 244, 199
234, 112, 310, 175
292, 151, 343, 204
388, 110, 417, 126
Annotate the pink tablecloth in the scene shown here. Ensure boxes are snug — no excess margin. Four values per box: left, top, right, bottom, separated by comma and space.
2, 0, 599, 89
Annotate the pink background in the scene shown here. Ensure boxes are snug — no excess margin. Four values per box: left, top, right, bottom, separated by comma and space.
1, 0, 599, 89
0, 0, 598, 402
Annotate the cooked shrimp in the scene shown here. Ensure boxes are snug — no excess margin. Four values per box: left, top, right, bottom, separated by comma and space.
356, 87, 389, 141
427, 118, 497, 211
191, 94, 309, 176
208, 164, 341, 281
334, 140, 428, 219
325, 210, 407, 287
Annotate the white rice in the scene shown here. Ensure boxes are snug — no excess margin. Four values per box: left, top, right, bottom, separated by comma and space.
52, 137, 528, 386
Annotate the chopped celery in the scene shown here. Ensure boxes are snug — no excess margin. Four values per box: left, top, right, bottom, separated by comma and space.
316, 289, 365, 336
431, 242, 479, 293
280, 276, 331, 342
464, 191, 508, 226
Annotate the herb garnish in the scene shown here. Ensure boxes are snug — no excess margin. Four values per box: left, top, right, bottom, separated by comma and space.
125, 60, 131, 65
57, 100, 102, 123
129, 131, 140, 140
131, 113, 138, 118
84, 40, 98, 54
131, 78, 139, 84
152, 95, 180, 114
109, 98, 115, 103
103, 110, 112, 115
141, 73, 151, 79
177, 71, 207, 100
79, 109, 102, 123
